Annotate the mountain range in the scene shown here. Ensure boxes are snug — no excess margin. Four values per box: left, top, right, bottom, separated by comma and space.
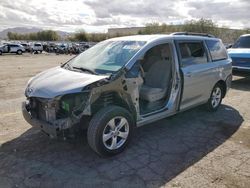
0, 27, 70, 39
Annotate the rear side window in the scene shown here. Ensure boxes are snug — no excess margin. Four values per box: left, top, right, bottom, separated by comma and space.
206, 40, 227, 61
178, 42, 207, 67
10, 44, 18, 47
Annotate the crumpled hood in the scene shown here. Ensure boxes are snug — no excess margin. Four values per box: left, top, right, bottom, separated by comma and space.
26, 66, 109, 98
227, 48, 250, 58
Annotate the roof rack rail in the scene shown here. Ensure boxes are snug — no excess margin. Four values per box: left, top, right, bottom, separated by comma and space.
171, 32, 215, 38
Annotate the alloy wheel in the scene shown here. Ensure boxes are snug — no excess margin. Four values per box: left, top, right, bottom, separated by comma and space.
102, 116, 129, 150
211, 86, 222, 108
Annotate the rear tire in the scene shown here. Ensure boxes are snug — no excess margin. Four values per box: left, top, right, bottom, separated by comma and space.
0, 51, 2, 55
207, 83, 223, 111
87, 105, 135, 157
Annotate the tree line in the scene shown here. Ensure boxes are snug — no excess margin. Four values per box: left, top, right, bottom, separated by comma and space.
67, 30, 107, 42
7, 30, 60, 41
138, 18, 250, 43
7, 29, 107, 42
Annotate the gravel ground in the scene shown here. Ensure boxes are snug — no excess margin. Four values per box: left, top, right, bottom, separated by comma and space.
0, 53, 249, 188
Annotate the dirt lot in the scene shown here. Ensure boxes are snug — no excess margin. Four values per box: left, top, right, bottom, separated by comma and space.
0, 53, 249, 188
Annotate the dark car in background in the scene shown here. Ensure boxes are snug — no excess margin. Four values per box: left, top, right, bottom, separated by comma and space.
227, 34, 250, 75
55, 43, 69, 54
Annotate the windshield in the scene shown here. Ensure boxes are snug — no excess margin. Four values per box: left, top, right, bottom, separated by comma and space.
233, 36, 250, 48
66, 40, 146, 74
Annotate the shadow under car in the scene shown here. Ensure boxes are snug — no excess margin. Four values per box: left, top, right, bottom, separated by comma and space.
0, 104, 243, 187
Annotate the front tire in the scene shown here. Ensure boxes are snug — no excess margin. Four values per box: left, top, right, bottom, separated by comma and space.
207, 83, 223, 111
17, 50, 22, 55
0, 50, 2, 55
87, 105, 135, 157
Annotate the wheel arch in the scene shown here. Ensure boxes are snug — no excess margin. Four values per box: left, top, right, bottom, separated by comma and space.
215, 80, 227, 98
91, 91, 137, 120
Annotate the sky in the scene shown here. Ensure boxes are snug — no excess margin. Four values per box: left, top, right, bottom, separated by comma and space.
0, 0, 249, 33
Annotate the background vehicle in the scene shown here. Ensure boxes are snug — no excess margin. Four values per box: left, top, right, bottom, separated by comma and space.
0, 43, 25, 55
45, 42, 56, 53
31, 43, 43, 53
55, 43, 69, 54
20, 43, 30, 52
22, 33, 232, 156
227, 34, 250, 75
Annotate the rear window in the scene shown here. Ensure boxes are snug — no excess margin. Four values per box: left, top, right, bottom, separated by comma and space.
178, 42, 207, 67
34, 44, 41, 47
206, 40, 227, 61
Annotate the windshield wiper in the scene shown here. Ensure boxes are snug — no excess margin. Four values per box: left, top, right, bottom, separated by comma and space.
63, 63, 72, 70
72, 66, 97, 75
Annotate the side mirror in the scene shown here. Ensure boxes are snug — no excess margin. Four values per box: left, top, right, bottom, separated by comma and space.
226, 44, 232, 49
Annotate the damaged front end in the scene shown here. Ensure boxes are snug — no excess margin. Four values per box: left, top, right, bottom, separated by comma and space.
22, 92, 90, 138
22, 71, 140, 138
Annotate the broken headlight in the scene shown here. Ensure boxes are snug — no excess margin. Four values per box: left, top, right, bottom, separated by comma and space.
57, 92, 89, 118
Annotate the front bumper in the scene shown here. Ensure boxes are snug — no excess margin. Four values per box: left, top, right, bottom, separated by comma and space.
22, 102, 68, 138
232, 66, 250, 76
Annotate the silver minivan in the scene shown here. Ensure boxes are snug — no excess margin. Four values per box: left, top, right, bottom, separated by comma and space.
22, 33, 232, 156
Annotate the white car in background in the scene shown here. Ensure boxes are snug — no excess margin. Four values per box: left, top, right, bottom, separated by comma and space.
21, 43, 31, 52
31, 43, 43, 53
0, 44, 25, 55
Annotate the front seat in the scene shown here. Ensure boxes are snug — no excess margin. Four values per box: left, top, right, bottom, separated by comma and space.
143, 47, 161, 71
140, 46, 172, 102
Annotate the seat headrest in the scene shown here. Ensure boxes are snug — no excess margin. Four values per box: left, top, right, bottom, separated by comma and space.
160, 46, 171, 60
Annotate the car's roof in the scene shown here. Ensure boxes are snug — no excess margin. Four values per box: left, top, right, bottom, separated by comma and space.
240, 34, 250, 37
108, 34, 219, 43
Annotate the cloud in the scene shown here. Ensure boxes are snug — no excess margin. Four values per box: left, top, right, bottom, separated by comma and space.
85, 0, 179, 18
84, 0, 185, 26
0, 0, 95, 31
186, 0, 250, 28
0, 0, 249, 32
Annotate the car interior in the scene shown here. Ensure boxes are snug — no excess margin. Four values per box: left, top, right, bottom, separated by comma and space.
138, 44, 173, 115
179, 42, 207, 66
